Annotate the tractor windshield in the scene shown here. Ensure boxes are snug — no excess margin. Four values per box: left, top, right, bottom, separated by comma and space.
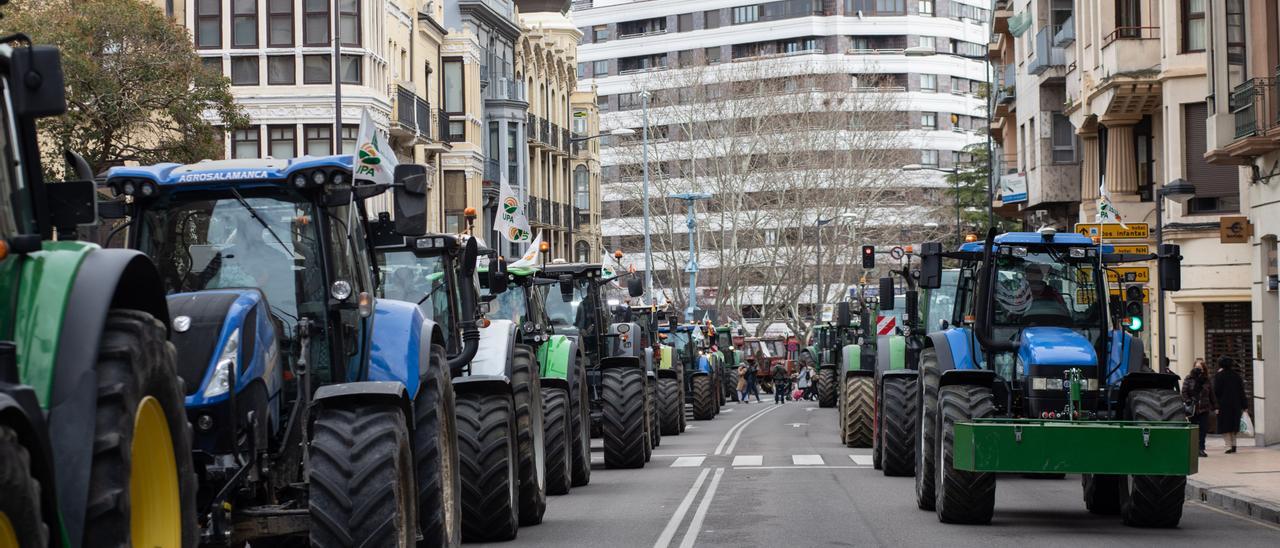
991, 246, 1103, 329
485, 281, 529, 324
544, 277, 595, 336
924, 269, 960, 333
378, 251, 454, 338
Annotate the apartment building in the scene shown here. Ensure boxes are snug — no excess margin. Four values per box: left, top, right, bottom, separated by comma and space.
570, 89, 603, 262
1202, 0, 1278, 445
574, 0, 990, 324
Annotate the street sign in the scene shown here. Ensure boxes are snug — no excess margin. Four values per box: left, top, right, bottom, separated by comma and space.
1110, 244, 1150, 254
1220, 216, 1251, 244
1076, 287, 1150, 305
1106, 267, 1150, 283
1074, 223, 1150, 239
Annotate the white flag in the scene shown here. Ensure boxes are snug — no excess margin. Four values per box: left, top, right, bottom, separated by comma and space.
508, 233, 543, 268
1095, 183, 1127, 228
494, 171, 532, 243
352, 108, 398, 185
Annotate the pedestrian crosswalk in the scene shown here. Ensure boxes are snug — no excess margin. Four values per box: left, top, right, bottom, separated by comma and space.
653, 453, 876, 469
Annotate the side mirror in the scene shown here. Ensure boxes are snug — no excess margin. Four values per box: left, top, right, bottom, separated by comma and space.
918, 241, 943, 289
836, 301, 851, 328
459, 236, 478, 277
878, 277, 895, 310
628, 277, 645, 298
392, 164, 429, 236
9, 46, 67, 119
487, 257, 509, 294
1158, 244, 1182, 292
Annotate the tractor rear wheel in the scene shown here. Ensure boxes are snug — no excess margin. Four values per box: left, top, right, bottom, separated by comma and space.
817, 367, 837, 408
658, 378, 682, 436
691, 375, 715, 420
915, 349, 940, 511
541, 387, 571, 496
677, 375, 687, 433
935, 384, 997, 524
415, 344, 460, 546
601, 368, 646, 469
723, 368, 738, 402
1120, 388, 1187, 528
85, 310, 197, 548
456, 392, 519, 542
647, 378, 661, 449
569, 359, 591, 487
1083, 474, 1122, 515
0, 426, 48, 547
842, 375, 874, 447
880, 376, 918, 477
309, 404, 416, 547
511, 345, 546, 526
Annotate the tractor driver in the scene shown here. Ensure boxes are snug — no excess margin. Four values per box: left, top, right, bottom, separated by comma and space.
199, 210, 297, 311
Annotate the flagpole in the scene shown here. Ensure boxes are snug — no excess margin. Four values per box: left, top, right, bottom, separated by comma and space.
333, 0, 342, 155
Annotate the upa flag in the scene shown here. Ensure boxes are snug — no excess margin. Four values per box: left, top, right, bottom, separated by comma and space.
494, 172, 532, 243
1096, 183, 1127, 228
508, 233, 543, 269
352, 108, 398, 186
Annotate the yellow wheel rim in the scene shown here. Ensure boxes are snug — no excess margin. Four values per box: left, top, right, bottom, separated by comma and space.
0, 512, 19, 548
130, 396, 181, 547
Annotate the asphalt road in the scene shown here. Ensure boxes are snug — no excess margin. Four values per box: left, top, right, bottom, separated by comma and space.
478, 396, 1280, 548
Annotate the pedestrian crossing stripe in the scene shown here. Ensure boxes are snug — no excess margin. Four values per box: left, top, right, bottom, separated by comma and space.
848, 455, 873, 466
669, 454, 875, 468
671, 456, 706, 467
791, 454, 824, 465
732, 455, 763, 466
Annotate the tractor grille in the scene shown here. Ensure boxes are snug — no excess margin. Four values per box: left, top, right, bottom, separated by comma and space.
167, 293, 240, 396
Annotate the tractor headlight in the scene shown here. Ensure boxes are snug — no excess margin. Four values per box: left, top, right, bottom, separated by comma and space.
293, 173, 309, 189
203, 328, 240, 399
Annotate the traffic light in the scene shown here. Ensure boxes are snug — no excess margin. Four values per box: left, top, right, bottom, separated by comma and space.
862, 245, 875, 269
1122, 285, 1144, 332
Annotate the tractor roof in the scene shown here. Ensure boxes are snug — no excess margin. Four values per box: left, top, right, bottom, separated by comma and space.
959, 231, 1097, 252
541, 263, 605, 276
106, 156, 351, 187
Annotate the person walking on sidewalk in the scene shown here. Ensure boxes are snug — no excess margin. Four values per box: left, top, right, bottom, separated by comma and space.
736, 365, 749, 404
1183, 358, 1216, 457
745, 357, 762, 403
1214, 356, 1248, 454
796, 365, 812, 401
772, 364, 790, 404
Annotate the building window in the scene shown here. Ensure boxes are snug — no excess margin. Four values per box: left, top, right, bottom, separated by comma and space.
267, 55, 295, 85
201, 56, 224, 76
196, 0, 221, 49
443, 171, 467, 233
575, 241, 591, 263
920, 73, 936, 92
507, 123, 519, 185
619, 54, 667, 73
1184, 102, 1241, 213
230, 56, 259, 85
705, 9, 721, 29
340, 54, 361, 84
303, 0, 330, 47
918, 35, 935, 50
231, 127, 260, 159
921, 112, 937, 129
303, 54, 331, 84
593, 25, 609, 42
705, 47, 722, 64
733, 6, 760, 24
339, 0, 360, 47
577, 63, 586, 78
341, 125, 358, 154
679, 50, 696, 66
268, 0, 294, 47
304, 125, 332, 156
231, 0, 257, 48
846, 0, 906, 16
593, 60, 608, 76
678, 13, 694, 32
918, 0, 934, 16
574, 165, 590, 209
268, 125, 296, 159
921, 149, 938, 166
1051, 113, 1076, 163
1225, 0, 1247, 89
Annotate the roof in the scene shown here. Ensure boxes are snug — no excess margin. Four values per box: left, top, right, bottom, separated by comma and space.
541, 263, 605, 276
958, 231, 1098, 252
105, 156, 352, 186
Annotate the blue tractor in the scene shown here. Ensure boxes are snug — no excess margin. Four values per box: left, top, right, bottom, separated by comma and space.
912, 228, 1197, 527
104, 159, 462, 545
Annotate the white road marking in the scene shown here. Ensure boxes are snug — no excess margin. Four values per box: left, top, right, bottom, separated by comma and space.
731, 455, 763, 467
652, 453, 707, 458
734, 465, 871, 470
792, 454, 824, 465
722, 405, 782, 455
677, 467, 725, 548
849, 455, 874, 466
712, 405, 776, 455
671, 456, 706, 467
652, 468, 710, 548
719, 408, 734, 413
787, 422, 808, 428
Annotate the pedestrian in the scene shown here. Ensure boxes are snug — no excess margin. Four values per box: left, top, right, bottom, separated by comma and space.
1182, 358, 1216, 457
1214, 356, 1248, 454
798, 366, 816, 401
746, 355, 762, 403
736, 365, 749, 404
772, 363, 790, 404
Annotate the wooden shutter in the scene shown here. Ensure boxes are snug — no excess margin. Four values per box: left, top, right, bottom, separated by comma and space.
1184, 102, 1240, 198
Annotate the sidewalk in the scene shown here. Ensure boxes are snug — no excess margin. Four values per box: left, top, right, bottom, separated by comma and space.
1186, 435, 1280, 525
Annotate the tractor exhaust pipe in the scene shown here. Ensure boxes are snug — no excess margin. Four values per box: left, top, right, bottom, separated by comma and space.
447, 236, 482, 375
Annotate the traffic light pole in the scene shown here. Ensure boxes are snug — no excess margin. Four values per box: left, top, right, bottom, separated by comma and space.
1155, 189, 1167, 373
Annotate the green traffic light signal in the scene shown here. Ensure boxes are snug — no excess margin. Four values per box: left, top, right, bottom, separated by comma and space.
1125, 316, 1143, 332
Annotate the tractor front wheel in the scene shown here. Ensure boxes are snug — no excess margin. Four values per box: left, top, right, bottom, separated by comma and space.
601, 368, 646, 469
935, 384, 997, 524
511, 346, 546, 526
915, 349, 940, 511
842, 375, 874, 447
414, 344, 461, 546
456, 392, 519, 542
542, 387, 571, 496
0, 426, 48, 547
691, 375, 715, 420
569, 359, 591, 487
816, 367, 837, 408
646, 378, 661, 450
658, 378, 682, 436
1120, 389, 1187, 528
880, 376, 918, 477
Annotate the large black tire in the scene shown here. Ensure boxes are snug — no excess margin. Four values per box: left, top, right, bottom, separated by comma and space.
569, 358, 591, 487
542, 387, 571, 496
0, 426, 49, 547
915, 349, 940, 511
723, 368, 738, 402
843, 375, 874, 447
691, 375, 715, 420
1083, 474, 1122, 515
85, 310, 198, 547
415, 345, 460, 546
309, 405, 416, 547
647, 377, 661, 449
881, 376, 918, 477
658, 378, 682, 436
816, 367, 837, 408
1120, 389, 1187, 528
511, 345, 546, 526
677, 374, 687, 433
456, 392, 519, 542
935, 384, 997, 524
602, 368, 646, 469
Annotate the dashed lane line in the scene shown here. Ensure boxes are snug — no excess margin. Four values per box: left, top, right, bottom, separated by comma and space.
712, 405, 776, 455
677, 468, 725, 548
652, 468, 711, 548
721, 405, 783, 455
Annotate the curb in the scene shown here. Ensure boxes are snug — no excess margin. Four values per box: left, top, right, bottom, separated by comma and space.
1186, 479, 1280, 526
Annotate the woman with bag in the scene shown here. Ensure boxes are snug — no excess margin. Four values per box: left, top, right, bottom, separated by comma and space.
1214, 356, 1248, 454
1182, 358, 1216, 457
737, 365, 749, 404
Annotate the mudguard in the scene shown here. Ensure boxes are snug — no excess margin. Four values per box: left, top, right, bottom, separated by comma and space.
600, 356, 642, 370
366, 299, 428, 400
696, 354, 712, 374
927, 329, 983, 373
174, 290, 282, 422
0, 385, 64, 548
842, 344, 863, 373
656, 346, 679, 379
538, 334, 576, 392
1116, 371, 1179, 411
875, 335, 906, 372
1105, 330, 1143, 386
452, 374, 511, 396
939, 368, 997, 389
310, 381, 413, 434
473, 319, 517, 378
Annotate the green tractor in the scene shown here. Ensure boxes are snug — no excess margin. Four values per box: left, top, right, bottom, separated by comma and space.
630, 303, 683, 438
803, 322, 853, 408
664, 323, 721, 421
0, 43, 197, 546
712, 325, 743, 402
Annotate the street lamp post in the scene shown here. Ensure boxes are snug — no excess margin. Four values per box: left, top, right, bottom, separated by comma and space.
1154, 178, 1196, 372
672, 192, 712, 322
640, 90, 654, 300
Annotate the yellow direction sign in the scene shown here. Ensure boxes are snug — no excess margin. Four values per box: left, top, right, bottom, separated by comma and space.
1111, 244, 1150, 254
1074, 223, 1150, 240
1076, 287, 1151, 304
1107, 267, 1150, 283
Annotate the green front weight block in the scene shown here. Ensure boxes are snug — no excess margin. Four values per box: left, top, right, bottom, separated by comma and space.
952, 419, 1199, 476
842, 344, 861, 372
885, 336, 905, 370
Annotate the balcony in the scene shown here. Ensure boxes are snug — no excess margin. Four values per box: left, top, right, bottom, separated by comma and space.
1100, 26, 1160, 73
562, 128, 571, 152
1027, 27, 1066, 77
540, 118, 551, 145
1054, 16, 1075, 46
485, 76, 525, 103
484, 159, 500, 184
392, 85, 434, 142
1214, 77, 1280, 160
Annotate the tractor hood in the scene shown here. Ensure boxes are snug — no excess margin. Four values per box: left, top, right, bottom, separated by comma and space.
1017, 327, 1097, 368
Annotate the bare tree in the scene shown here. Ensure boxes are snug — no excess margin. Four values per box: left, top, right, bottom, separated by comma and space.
604, 57, 948, 335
